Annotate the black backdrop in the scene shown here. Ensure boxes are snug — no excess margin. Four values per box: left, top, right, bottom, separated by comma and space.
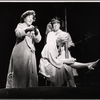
0, 2, 100, 88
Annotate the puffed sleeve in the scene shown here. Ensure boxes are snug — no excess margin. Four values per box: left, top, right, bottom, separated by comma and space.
46, 32, 56, 44
15, 23, 26, 38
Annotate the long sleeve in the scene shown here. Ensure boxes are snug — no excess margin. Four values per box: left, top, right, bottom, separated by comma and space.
33, 28, 42, 43
48, 51, 63, 69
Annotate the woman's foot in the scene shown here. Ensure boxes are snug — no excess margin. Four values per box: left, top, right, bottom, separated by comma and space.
88, 59, 99, 70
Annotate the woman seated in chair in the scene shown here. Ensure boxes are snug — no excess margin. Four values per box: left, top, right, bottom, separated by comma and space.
39, 17, 99, 87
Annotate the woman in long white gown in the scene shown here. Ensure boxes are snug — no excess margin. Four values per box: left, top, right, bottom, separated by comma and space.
6, 10, 42, 88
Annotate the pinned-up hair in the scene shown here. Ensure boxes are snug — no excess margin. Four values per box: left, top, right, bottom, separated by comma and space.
20, 10, 36, 23
50, 16, 64, 30
51, 16, 61, 24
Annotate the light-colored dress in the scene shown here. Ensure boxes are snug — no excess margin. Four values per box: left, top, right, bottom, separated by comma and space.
39, 29, 78, 86
6, 23, 41, 88
39, 42, 71, 86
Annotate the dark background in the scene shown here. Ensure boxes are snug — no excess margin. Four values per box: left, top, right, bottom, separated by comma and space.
0, 2, 100, 88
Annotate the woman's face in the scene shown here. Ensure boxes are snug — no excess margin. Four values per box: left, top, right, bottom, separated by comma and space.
24, 15, 34, 26
53, 22, 60, 32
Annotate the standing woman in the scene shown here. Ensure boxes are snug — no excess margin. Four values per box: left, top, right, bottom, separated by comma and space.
6, 10, 42, 88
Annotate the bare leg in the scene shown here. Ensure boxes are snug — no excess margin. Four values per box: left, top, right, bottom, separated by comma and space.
71, 59, 99, 70
64, 65, 76, 87
67, 71, 77, 87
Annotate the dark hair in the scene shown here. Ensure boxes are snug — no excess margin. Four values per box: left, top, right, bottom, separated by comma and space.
51, 16, 64, 30
20, 10, 36, 23
51, 16, 60, 25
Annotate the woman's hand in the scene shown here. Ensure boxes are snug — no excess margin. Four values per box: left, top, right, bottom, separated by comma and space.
25, 26, 34, 33
33, 26, 39, 35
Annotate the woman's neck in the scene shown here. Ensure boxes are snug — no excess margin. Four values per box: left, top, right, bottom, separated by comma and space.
24, 22, 31, 27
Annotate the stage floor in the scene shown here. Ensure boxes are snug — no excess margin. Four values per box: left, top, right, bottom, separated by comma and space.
0, 86, 100, 99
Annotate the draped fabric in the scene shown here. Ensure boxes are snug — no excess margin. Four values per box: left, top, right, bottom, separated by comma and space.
46, 29, 78, 76
39, 29, 78, 86
6, 23, 41, 88
39, 42, 71, 86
